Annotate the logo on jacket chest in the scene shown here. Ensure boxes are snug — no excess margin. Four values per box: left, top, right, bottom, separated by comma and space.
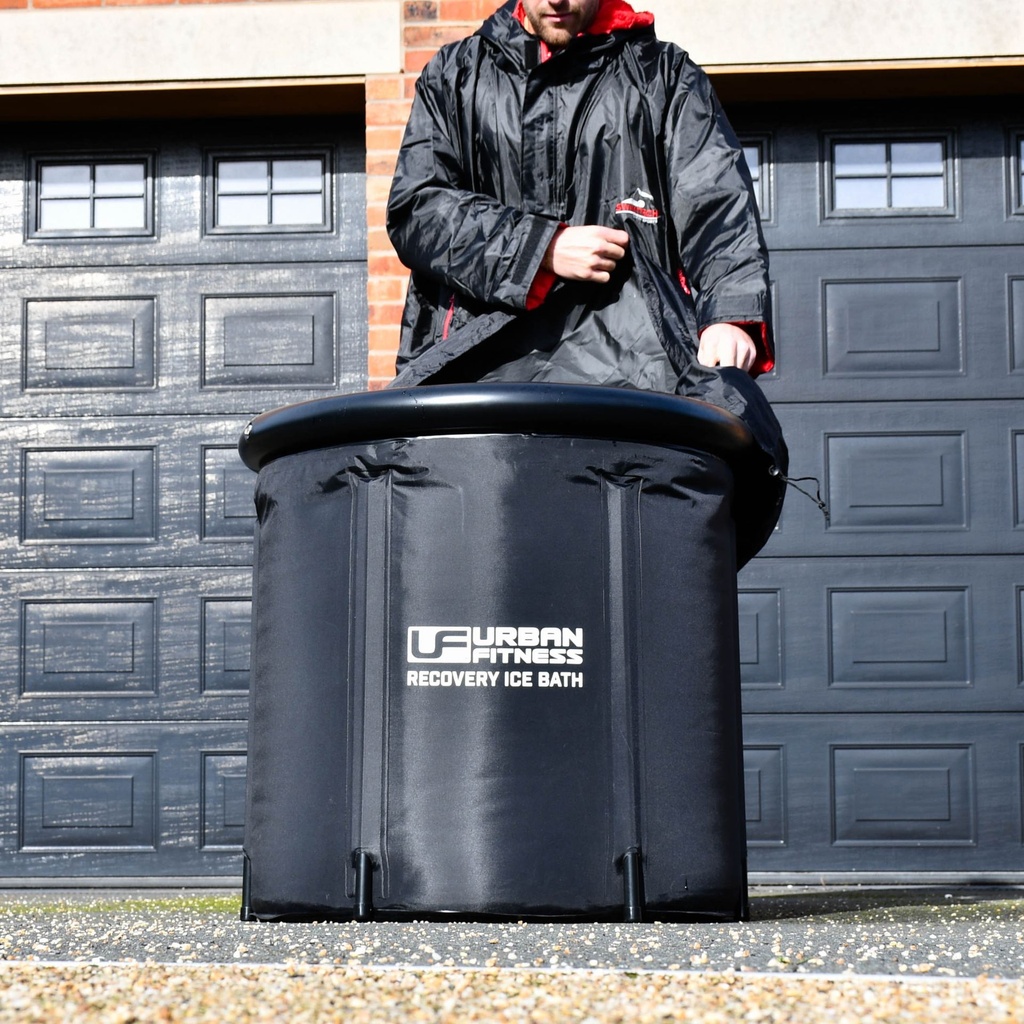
615, 188, 659, 223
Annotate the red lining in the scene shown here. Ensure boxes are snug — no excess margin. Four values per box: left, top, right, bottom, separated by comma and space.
441, 293, 456, 340
513, 1, 654, 40
526, 265, 559, 310
587, 0, 654, 34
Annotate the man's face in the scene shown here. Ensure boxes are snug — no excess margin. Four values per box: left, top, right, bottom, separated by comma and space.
520, 0, 602, 49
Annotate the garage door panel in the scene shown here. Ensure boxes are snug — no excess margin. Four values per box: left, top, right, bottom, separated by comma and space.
0, 264, 367, 416
1016, 432, 1024, 529
761, 248, 1022, 401
759, 401, 1021, 557
1012, 275, 1024, 373
188, 169, 368, 266
0, 117, 364, 880
0, 185, 368, 267
747, 102, 1020, 250
730, 99, 1024, 877
822, 277, 962, 376
743, 714, 1024, 872
0, 119, 366, 269
0, 569, 252, 723
0, 417, 256, 567
738, 557, 1024, 713
0, 723, 246, 878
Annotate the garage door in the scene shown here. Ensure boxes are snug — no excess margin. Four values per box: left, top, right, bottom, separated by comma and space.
2, 98, 1020, 884
733, 97, 1024, 876
0, 116, 366, 880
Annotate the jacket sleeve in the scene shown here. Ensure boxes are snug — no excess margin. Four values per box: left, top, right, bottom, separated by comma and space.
664, 56, 775, 372
386, 50, 562, 312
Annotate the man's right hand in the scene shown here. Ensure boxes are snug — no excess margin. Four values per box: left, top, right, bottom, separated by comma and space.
541, 225, 630, 283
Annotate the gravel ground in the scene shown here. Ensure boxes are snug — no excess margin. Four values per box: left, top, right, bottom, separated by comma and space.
2, 963, 1024, 1023
1, 886, 1022, 1021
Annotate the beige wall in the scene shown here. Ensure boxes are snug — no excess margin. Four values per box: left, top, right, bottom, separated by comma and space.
646, 0, 1024, 66
2, 0, 1022, 94
0, 0, 401, 90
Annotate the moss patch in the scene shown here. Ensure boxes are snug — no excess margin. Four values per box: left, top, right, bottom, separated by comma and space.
0, 893, 240, 916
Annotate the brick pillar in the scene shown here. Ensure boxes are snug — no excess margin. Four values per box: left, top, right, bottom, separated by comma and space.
365, 0, 504, 389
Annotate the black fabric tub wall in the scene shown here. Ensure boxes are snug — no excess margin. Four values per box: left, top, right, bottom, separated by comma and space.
238, 383, 776, 923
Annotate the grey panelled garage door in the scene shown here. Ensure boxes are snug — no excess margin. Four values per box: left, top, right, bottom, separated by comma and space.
733, 97, 1024, 875
0, 117, 366, 879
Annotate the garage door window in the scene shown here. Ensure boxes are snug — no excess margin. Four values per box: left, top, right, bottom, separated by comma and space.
208, 153, 331, 233
30, 158, 152, 237
1015, 135, 1024, 213
828, 136, 952, 216
741, 137, 772, 221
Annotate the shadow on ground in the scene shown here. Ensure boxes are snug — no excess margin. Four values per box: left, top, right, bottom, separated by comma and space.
749, 886, 1024, 923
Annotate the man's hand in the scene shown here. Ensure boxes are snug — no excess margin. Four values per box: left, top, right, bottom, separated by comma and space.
697, 322, 758, 372
542, 225, 630, 283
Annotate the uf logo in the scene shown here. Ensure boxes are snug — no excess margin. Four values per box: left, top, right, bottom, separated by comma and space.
407, 627, 472, 663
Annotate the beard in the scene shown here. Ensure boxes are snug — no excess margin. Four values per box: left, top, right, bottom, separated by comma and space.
522, 2, 599, 49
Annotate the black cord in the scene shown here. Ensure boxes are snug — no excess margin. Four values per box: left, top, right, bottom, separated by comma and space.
769, 466, 830, 523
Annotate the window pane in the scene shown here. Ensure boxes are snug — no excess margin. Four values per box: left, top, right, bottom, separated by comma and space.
272, 159, 323, 193
271, 193, 324, 225
834, 143, 887, 177
834, 177, 888, 209
891, 141, 944, 176
40, 165, 91, 198
218, 161, 268, 194
94, 196, 147, 229
218, 194, 269, 226
39, 198, 92, 230
95, 163, 146, 197
742, 146, 760, 180
891, 176, 945, 208
1019, 138, 1024, 206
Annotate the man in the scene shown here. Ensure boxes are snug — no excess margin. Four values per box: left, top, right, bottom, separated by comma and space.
388, 0, 774, 386
386, 0, 785, 557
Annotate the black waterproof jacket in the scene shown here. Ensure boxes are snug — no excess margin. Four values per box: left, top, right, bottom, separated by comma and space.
386, 0, 787, 562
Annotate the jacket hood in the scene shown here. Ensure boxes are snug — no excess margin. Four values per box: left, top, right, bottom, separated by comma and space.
479, 0, 655, 66
513, 0, 654, 35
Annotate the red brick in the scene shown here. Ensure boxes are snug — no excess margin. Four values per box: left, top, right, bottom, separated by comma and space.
367, 223, 394, 249
366, 153, 399, 176
369, 252, 410, 277
365, 75, 403, 102
404, 24, 471, 48
0, 0, 29, 8
439, 0, 497, 22
403, 49, 438, 74
365, 99, 413, 127
403, 76, 421, 99
369, 324, 403, 349
368, 351, 400, 379
369, 277, 410, 303
32, 0, 102, 8
366, 177, 396, 204
366, 200, 391, 224
369, 300, 407, 327
404, 1, 437, 22
366, 125, 406, 152
369, 339, 401, 355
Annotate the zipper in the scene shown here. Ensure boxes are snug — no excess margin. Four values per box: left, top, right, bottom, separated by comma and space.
441, 292, 457, 340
